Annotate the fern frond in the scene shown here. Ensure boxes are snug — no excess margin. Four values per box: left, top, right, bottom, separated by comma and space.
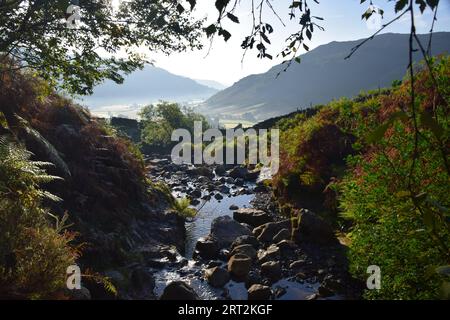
37, 190, 63, 202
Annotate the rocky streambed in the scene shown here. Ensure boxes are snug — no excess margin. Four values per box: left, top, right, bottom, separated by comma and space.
144, 155, 361, 300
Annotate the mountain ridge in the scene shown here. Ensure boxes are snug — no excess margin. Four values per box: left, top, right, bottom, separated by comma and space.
201, 32, 450, 121
81, 65, 218, 109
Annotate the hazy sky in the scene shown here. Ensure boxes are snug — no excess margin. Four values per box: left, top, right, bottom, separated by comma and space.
148, 0, 450, 86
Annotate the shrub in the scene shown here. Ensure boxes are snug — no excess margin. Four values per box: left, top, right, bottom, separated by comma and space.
0, 136, 79, 299
339, 57, 450, 299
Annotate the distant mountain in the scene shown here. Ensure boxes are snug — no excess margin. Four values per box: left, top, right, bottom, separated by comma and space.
195, 79, 228, 90
81, 65, 218, 109
201, 32, 450, 121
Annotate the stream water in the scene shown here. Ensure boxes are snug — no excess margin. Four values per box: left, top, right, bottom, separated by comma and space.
153, 184, 318, 299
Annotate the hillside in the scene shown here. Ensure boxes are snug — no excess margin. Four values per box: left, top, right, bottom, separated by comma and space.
201, 32, 450, 121
0, 67, 187, 299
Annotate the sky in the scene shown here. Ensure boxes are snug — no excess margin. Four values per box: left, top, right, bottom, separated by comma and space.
135, 0, 450, 86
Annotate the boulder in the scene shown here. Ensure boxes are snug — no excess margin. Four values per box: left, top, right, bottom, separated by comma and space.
233, 208, 273, 227
294, 209, 335, 245
253, 220, 290, 243
187, 166, 214, 178
204, 267, 230, 288
318, 284, 334, 298
189, 189, 202, 199
289, 259, 306, 271
230, 244, 257, 260
245, 271, 262, 289
273, 228, 291, 243
194, 237, 219, 260
261, 261, 282, 281
214, 193, 224, 200
229, 166, 249, 179
247, 284, 272, 300
215, 164, 227, 176
160, 281, 199, 300
218, 185, 230, 194
210, 216, 252, 248
229, 204, 239, 210
276, 240, 297, 257
228, 254, 252, 278
245, 169, 260, 181
257, 244, 280, 264
230, 235, 260, 251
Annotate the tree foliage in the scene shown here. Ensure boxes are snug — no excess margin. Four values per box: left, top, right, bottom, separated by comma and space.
139, 101, 209, 149
0, 0, 203, 95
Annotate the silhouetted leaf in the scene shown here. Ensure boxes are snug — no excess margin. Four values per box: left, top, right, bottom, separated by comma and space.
227, 13, 239, 23
395, 0, 409, 13
215, 0, 230, 13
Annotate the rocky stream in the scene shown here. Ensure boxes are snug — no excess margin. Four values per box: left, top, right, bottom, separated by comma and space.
143, 155, 361, 300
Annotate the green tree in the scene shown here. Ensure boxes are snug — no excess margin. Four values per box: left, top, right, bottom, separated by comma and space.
139, 101, 209, 149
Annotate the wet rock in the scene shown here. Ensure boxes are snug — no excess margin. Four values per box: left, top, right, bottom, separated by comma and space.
130, 268, 155, 297
228, 254, 252, 278
67, 286, 91, 300
160, 281, 199, 300
194, 237, 219, 260
230, 235, 260, 250
225, 177, 235, 184
189, 189, 202, 199
191, 199, 200, 206
293, 209, 336, 245
233, 208, 273, 228
215, 165, 227, 176
207, 260, 223, 268
230, 244, 257, 260
217, 185, 230, 194
187, 166, 214, 178
276, 240, 297, 257
214, 193, 224, 200
261, 261, 282, 281
257, 244, 280, 264
201, 194, 211, 201
247, 284, 272, 300
254, 220, 290, 243
245, 271, 262, 289
306, 293, 319, 300
245, 169, 260, 181
289, 259, 306, 271
274, 286, 287, 299
229, 166, 249, 179
321, 277, 345, 293
295, 272, 308, 281
253, 184, 268, 193
204, 267, 230, 288
318, 284, 334, 297
235, 178, 245, 186
273, 228, 290, 243
229, 204, 239, 210
210, 216, 252, 248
